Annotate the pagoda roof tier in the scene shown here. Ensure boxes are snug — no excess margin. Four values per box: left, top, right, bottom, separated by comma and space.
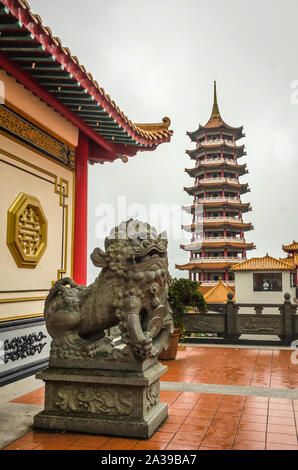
181, 241, 256, 251
187, 82, 244, 142
282, 241, 298, 253
182, 221, 254, 232
0, 1, 173, 161
182, 197, 251, 214
184, 181, 250, 195
280, 254, 298, 267
176, 261, 240, 271
186, 142, 246, 158
183, 201, 252, 213
185, 162, 248, 177
230, 254, 294, 272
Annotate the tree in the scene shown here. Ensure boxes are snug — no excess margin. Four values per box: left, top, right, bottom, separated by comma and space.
168, 278, 207, 334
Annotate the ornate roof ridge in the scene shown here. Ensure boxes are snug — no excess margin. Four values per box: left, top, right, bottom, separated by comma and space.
230, 253, 294, 271
2, 0, 173, 146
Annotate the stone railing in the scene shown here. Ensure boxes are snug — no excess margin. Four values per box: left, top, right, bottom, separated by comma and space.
183, 293, 298, 346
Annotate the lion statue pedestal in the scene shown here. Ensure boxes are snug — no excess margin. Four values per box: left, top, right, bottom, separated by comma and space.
34, 220, 174, 439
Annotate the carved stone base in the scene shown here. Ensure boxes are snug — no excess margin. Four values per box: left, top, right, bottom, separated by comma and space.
33, 362, 168, 439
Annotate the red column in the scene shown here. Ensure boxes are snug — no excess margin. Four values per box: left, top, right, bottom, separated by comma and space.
225, 270, 229, 281
73, 132, 89, 285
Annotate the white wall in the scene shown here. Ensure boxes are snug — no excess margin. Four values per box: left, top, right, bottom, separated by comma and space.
234, 271, 295, 313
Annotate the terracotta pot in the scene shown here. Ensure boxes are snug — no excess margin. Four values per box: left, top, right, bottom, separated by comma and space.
158, 328, 181, 360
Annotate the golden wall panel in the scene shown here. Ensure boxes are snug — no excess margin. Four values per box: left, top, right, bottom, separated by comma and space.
0, 133, 74, 321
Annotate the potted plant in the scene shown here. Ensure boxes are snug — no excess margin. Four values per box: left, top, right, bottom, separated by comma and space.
158, 278, 206, 360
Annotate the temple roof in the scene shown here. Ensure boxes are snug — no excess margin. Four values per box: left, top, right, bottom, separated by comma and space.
0, 0, 173, 157
202, 279, 235, 303
230, 254, 294, 271
282, 241, 298, 253
280, 254, 298, 267
187, 82, 244, 141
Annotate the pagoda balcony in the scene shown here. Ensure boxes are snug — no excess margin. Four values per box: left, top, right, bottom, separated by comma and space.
189, 256, 245, 263
203, 236, 243, 243
203, 216, 242, 223
196, 158, 237, 166
199, 280, 235, 287
197, 196, 239, 203
198, 177, 240, 184
198, 138, 236, 147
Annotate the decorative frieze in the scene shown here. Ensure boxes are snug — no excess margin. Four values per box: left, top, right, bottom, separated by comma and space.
0, 105, 75, 168
55, 386, 133, 416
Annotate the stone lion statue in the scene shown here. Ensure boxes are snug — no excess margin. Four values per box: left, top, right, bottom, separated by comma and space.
44, 219, 174, 362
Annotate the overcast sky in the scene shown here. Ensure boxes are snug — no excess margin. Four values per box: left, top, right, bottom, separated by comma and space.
29, 0, 298, 283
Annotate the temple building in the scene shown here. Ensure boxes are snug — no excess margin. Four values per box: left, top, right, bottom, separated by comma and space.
281, 241, 298, 290
176, 82, 255, 286
0, 0, 172, 385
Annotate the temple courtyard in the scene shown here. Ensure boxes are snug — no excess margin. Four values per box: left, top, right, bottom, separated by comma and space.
1, 344, 298, 451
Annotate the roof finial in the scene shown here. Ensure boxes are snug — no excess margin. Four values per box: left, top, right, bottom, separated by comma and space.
211, 80, 221, 119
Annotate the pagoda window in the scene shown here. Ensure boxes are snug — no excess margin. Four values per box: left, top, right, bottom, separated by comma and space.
213, 232, 219, 238
229, 274, 234, 281
253, 273, 282, 292
212, 193, 218, 197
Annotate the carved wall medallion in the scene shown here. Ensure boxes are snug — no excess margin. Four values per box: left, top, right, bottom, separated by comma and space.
7, 193, 48, 268
3, 331, 47, 363
55, 386, 133, 416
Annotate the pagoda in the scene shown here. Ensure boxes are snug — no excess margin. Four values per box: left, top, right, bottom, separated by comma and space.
176, 82, 255, 285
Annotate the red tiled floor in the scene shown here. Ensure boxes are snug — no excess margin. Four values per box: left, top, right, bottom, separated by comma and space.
233, 439, 266, 450
10, 386, 45, 405
101, 438, 138, 450
3, 346, 298, 451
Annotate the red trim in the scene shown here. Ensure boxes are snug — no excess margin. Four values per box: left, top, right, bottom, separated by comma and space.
73, 132, 89, 285
0, 51, 118, 153
1, 0, 171, 147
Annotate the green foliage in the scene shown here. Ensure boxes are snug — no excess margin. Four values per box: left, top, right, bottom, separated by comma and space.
168, 278, 207, 340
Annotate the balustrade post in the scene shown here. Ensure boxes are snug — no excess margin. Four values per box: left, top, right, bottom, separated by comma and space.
282, 293, 295, 345
225, 292, 239, 342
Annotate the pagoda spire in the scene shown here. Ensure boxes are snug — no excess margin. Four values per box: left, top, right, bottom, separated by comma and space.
211, 80, 221, 119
